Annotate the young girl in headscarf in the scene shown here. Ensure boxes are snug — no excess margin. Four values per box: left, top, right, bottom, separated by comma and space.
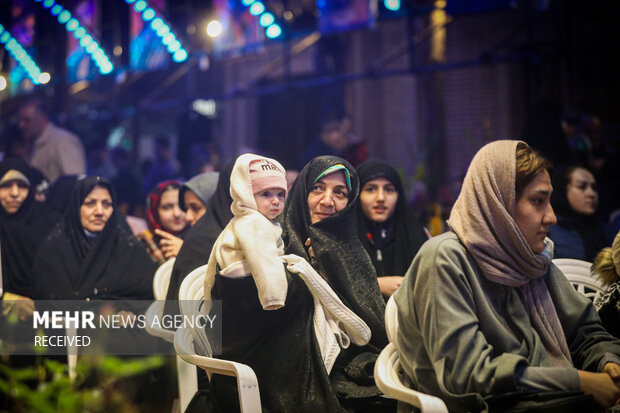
394, 140, 620, 412
356, 159, 428, 298
140, 180, 187, 264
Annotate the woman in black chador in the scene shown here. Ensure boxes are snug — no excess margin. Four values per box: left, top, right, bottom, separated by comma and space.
0, 158, 60, 301
356, 159, 428, 298
30, 176, 155, 301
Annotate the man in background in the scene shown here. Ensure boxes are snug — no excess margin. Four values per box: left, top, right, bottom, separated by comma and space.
17, 98, 86, 183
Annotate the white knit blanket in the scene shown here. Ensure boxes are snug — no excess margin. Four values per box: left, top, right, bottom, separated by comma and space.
281, 254, 371, 373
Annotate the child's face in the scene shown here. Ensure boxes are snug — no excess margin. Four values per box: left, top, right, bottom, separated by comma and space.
255, 188, 286, 220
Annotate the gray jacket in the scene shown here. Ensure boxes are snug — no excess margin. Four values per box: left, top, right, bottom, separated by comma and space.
394, 231, 620, 412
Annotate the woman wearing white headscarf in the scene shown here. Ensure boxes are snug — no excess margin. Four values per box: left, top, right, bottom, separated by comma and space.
394, 140, 620, 412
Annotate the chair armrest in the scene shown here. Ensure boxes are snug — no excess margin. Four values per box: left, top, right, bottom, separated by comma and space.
144, 301, 175, 342
174, 327, 261, 413
374, 343, 448, 413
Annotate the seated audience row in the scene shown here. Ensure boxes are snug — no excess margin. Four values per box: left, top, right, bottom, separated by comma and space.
2, 143, 620, 412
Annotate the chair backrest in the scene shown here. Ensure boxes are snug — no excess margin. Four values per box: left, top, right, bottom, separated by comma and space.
153, 258, 175, 300
385, 294, 399, 343
178, 264, 211, 356
552, 258, 604, 302
377, 295, 449, 413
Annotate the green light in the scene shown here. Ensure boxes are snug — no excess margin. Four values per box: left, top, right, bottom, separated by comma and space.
59, 11, 71, 23
66, 19, 79, 31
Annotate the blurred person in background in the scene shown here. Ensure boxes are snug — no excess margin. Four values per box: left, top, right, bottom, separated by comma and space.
549, 166, 614, 262
142, 136, 182, 195
17, 98, 86, 183
593, 231, 620, 339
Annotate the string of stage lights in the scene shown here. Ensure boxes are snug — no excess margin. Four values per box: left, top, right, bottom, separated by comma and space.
125, 0, 189, 63
242, 0, 282, 39
0, 24, 50, 85
34, 0, 114, 75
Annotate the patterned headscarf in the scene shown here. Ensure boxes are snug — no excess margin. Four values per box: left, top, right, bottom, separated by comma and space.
146, 180, 183, 232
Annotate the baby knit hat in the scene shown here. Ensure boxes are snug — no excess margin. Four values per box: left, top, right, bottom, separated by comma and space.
249, 158, 287, 195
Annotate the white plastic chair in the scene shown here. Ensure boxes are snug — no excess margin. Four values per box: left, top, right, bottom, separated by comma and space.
553, 258, 604, 302
144, 258, 177, 342
374, 296, 449, 413
174, 265, 262, 413
154, 258, 176, 300
174, 326, 261, 413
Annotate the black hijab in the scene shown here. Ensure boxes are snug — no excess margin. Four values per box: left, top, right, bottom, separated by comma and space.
163, 158, 235, 316
30, 176, 155, 300
46, 174, 81, 214
356, 160, 428, 277
551, 166, 610, 262
0, 158, 60, 297
282, 155, 388, 352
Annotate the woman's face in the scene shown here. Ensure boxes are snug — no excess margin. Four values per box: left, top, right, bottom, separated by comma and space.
80, 186, 113, 233
183, 190, 206, 226
515, 170, 557, 253
158, 188, 186, 233
0, 179, 29, 214
566, 168, 598, 215
360, 177, 398, 223
307, 171, 350, 224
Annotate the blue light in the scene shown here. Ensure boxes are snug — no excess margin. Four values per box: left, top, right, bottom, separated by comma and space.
80, 35, 93, 47
0, 33, 10, 43
150, 18, 164, 30
74, 27, 86, 38
162, 33, 175, 45
134, 0, 147, 12
156, 24, 170, 36
66, 19, 79, 31
142, 8, 156, 21
86, 43, 98, 54
384, 0, 400, 11
92, 48, 104, 59
265, 24, 281, 38
167, 40, 181, 53
58, 10, 71, 23
125, 0, 136, 3
100, 63, 113, 74
51, 5, 63, 15
173, 49, 188, 62
0, 24, 4, 33
42, 0, 55, 8
249, 2, 265, 15
241, 0, 255, 6
259, 12, 274, 27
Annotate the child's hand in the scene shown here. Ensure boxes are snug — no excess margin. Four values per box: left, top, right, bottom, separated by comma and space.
304, 238, 315, 260
155, 229, 184, 259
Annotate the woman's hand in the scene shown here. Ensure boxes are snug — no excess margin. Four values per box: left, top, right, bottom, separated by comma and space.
578, 370, 620, 408
2, 293, 36, 321
604, 362, 620, 382
378, 276, 404, 297
155, 229, 184, 259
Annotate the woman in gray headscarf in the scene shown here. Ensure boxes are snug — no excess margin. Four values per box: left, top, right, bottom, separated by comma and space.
394, 140, 620, 412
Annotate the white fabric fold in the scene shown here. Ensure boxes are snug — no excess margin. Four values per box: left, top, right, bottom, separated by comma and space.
281, 254, 371, 373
